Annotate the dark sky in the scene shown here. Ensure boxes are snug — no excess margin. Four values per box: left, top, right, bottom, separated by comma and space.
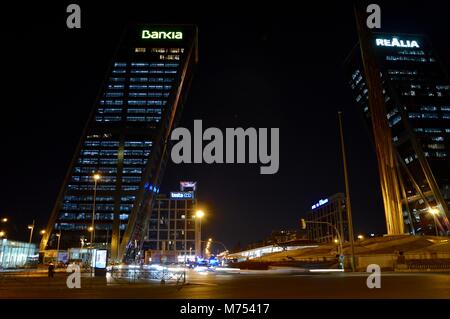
1, 1, 450, 248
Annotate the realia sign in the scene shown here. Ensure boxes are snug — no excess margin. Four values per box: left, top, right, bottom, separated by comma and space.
375, 37, 420, 48
142, 30, 183, 40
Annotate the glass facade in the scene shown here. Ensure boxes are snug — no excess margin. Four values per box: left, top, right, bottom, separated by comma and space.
143, 192, 197, 263
0, 240, 37, 269
41, 25, 198, 260
306, 193, 348, 243
347, 33, 450, 235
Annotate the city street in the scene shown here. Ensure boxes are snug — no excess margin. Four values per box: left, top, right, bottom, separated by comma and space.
0, 269, 449, 299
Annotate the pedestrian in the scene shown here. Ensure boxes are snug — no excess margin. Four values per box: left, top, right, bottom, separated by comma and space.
48, 262, 55, 278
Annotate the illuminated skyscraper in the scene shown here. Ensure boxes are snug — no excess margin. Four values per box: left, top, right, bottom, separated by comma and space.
346, 32, 450, 235
41, 25, 198, 260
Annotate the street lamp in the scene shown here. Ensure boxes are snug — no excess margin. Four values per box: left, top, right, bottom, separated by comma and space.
301, 218, 344, 269
40, 230, 46, 236
0, 218, 8, 239
201, 239, 228, 256
195, 210, 205, 219
429, 207, 440, 236
91, 173, 101, 246
28, 220, 35, 244
357, 235, 365, 241
55, 231, 62, 266
205, 238, 212, 257
91, 172, 101, 247
194, 210, 205, 258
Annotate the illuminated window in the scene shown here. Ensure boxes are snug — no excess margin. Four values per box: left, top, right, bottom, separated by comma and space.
103, 116, 122, 122
120, 204, 133, 211
131, 69, 149, 74
109, 77, 125, 82
100, 100, 123, 105
131, 63, 149, 67
428, 144, 445, 150
105, 92, 124, 97
424, 128, 442, 133
151, 48, 167, 53
122, 167, 142, 174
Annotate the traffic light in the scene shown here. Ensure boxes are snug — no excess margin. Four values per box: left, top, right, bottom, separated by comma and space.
300, 219, 307, 230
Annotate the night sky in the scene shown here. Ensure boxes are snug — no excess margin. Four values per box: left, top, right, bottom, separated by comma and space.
1, 1, 450, 249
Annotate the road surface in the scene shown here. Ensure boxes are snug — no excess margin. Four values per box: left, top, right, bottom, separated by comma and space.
0, 269, 449, 298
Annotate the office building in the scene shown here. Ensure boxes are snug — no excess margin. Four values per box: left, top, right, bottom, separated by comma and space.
305, 193, 348, 243
143, 181, 198, 263
346, 33, 450, 235
41, 25, 198, 261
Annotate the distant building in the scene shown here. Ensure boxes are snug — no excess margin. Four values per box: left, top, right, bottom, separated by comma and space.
268, 230, 308, 244
305, 193, 348, 243
0, 240, 37, 269
143, 182, 198, 263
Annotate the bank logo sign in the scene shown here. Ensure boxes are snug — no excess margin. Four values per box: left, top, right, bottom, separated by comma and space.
375, 37, 419, 48
142, 30, 183, 40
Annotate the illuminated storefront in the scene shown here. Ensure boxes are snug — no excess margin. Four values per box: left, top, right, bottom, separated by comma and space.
0, 239, 37, 269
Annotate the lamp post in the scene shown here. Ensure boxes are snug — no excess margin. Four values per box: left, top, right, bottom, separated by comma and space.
301, 219, 344, 269
201, 239, 228, 256
205, 238, 212, 258
91, 173, 101, 247
117, 218, 121, 265
39, 230, 46, 261
56, 231, 61, 266
194, 210, 205, 258
429, 208, 440, 236
0, 218, 7, 240
211, 240, 228, 254
338, 112, 356, 272
28, 220, 35, 244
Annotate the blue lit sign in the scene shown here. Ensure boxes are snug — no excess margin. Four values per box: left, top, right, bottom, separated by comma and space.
170, 191, 194, 200
311, 199, 329, 210
144, 183, 160, 194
